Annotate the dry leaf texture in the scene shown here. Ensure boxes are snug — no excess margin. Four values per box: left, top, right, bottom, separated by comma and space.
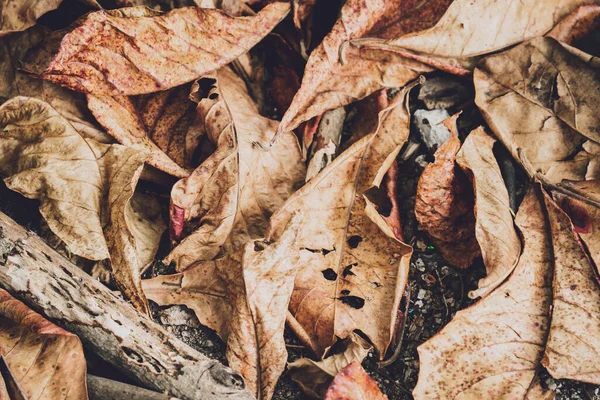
324, 361, 387, 400
0, 0, 62, 36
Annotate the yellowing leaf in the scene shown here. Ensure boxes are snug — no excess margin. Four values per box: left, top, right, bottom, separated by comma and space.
34, 3, 290, 95
165, 67, 305, 270
268, 88, 414, 358
0, 289, 87, 400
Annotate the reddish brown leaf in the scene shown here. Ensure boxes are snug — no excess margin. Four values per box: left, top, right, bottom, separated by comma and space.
324, 361, 387, 400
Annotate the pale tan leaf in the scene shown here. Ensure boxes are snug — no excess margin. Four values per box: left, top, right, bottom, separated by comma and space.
165, 67, 305, 270
475, 37, 600, 183
542, 192, 600, 384
414, 115, 480, 269
0, 0, 62, 36
288, 333, 372, 398
456, 127, 521, 299
268, 88, 414, 358
0, 289, 87, 400
324, 361, 387, 400
33, 3, 290, 95
413, 185, 554, 400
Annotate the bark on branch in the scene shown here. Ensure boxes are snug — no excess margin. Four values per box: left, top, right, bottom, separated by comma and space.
0, 211, 252, 400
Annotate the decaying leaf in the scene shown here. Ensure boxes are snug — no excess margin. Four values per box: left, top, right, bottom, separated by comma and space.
165, 67, 305, 270
456, 127, 521, 298
324, 361, 387, 400
475, 37, 600, 183
414, 185, 554, 400
288, 333, 372, 398
87, 83, 202, 178
30, 3, 290, 95
547, 4, 600, 44
0, 0, 63, 36
268, 87, 414, 357
0, 97, 165, 313
0, 289, 88, 400
415, 114, 480, 269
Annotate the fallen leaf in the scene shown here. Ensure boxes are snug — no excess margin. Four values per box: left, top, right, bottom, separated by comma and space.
0, 0, 63, 36
268, 87, 414, 357
0, 289, 88, 400
413, 184, 554, 400
29, 3, 290, 95
0, 97, 165, 313
324, 361, 387, 400
165, 67, 305, 270
415, 114, 480, 269
547, 4, 600, 44
288, 333, 372, 398
456, 127, 521, 298
542, 191, 600, 384
475, 37, 600, 183
87, 83, 202, 178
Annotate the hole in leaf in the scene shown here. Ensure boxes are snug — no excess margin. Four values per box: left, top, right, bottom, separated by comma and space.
347, 236, 362, 248
341, 289, 350, 295
209, 93, 219, 100
196, 77, 217, 100
422, 118, 429, 125
343, 263, 357, 277
322, 268, 337, 281
338, 295, 365, 309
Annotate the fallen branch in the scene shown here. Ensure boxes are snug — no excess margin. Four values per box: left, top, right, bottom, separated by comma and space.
0, 211, 252, 400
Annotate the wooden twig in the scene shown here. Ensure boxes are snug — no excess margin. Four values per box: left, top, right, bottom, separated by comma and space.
87, 375, 177, 400
0, 211, 252, 400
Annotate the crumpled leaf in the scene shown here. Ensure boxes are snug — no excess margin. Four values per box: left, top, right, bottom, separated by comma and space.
415, 114, 480, 269
0, 289, 88, 400
0, 0, 63, 36
87, 83, 202, 178
288, 333, 372, 398
475, 37, 600, 183
0, 97, 165, 313
542, 191, 600, 384
268, 87, 414, 358
324, 361, 387, 400
165, 67, 305, 270
456, 127, 521, 298
275, 0, 451, 134
29, 2, 290, 95
413, 185, 554, 400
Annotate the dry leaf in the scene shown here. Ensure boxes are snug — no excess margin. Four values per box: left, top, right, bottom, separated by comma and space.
288, 333, 372, 398
414, 185, 554, 400
165, 67, 305, 270
275, 0, 450, 134
475, 37, 600, 183
547, 4, 600, 44
0, 0, 62, 36
415, 114, 480, 269
456, 127, 521, 298
324, 361, 387, 400
0, 289, 88, 400
268, 88, 414, 357
542, 192, 600, 384
0, 97, 165, 313
87, 83, 202, 178
30, 3, 290, 95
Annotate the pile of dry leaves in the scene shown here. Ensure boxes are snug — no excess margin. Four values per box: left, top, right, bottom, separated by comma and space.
1, 0, 600, 398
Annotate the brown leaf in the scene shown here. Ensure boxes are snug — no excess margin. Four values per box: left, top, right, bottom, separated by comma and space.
324, 361, 387, 400
0, 97, 165, 313
413, 185, 554, 400
0, 0, 63, 36
87, 83, 202, 178
0, 289, 88, 400
456, 127, 521, 298
542, 191, 600, 384
288, 333, 372, 398
31, 3, 290, 95
275, 0, 451, 134
415, 114, 479, 269
475, 37, 600, 183
165, 67, 305, 270
268, 88, 414, 357
547, 4, 600, 44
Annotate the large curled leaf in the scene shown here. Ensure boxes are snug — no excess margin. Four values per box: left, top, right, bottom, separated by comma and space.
0, 97, 164, 313
414, 185, 554, 400
165, 67, 305, 270
0, 0, 63, 36
33, 3, 290, 95
456, 127, 521, 299
475, 37, 600, 183
268, 88, 414, 357
0, 289, 88, 400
